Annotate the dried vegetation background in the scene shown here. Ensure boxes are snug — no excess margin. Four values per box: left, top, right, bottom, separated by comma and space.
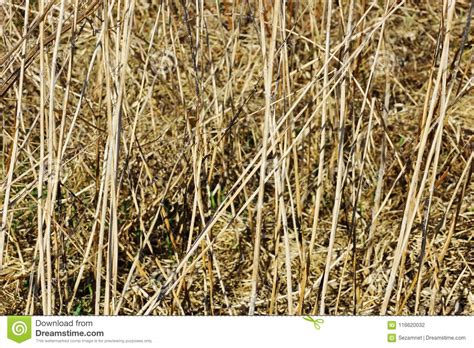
0, 0, 473, 315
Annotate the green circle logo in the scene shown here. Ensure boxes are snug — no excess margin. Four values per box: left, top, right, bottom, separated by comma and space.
7, 316, 32, 343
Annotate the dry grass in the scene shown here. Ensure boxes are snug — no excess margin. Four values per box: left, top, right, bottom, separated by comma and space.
0, 0, 473, 315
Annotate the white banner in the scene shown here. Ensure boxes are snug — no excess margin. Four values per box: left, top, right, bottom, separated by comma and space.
1, 316, 472, 347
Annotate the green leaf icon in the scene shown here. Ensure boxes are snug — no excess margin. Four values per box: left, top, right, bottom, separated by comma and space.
7, 316, 32, 343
